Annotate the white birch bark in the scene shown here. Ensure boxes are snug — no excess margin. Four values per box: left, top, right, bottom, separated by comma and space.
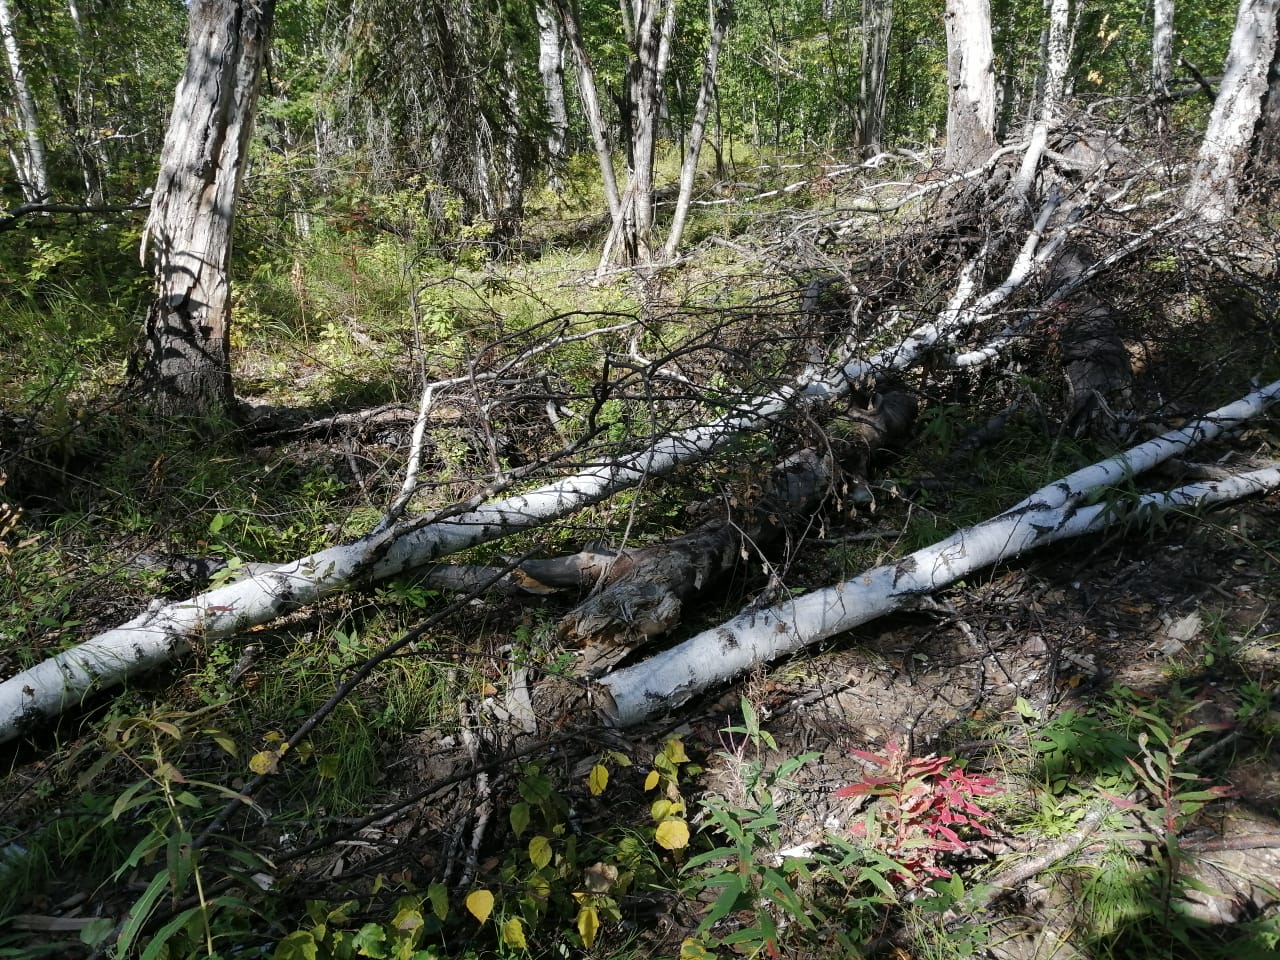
0, 0, 50, 202
944, 0, 997, 170
537, 3, 568, 184
1013, 0, 1073, 203
600, 381, 1280, 726
1152, 0, 1175, 132
625, 0, 678, 262
0, 200, 1074, 743
137, 0, 275, 416
1183, 0, 1280, 222
661, 0, 731, 261
552, 0, 623, 223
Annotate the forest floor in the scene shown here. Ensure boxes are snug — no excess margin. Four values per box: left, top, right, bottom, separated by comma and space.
4, 150, 1280, 959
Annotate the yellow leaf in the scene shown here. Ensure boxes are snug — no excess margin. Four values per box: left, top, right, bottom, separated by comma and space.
644, 770, 660, 791
664, 739, 690, 764
465, 890, 494, 924
680, 939, 717, 960
577, 903, 599, 948
654, 819, 690, 850
588, 764, 609, 796
651, 798, 672, 822
502, 917, 527, 949
528, 835, 552, 869
248, 750, 280, 775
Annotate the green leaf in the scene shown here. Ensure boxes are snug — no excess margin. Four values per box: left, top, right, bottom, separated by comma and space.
352, 921, 388, 957
391, 903, 424, 936
698, 875, 747, 931
528, 835, 552, 869
273, 930, 320, 960
115, 871, 171, 958
427, 882, 448, 921
510, 801, 531, 837
141, 905, 205, 960
78, 917, 115, 947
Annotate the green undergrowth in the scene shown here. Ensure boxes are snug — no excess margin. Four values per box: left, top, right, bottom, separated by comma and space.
4, 144, 1280, 960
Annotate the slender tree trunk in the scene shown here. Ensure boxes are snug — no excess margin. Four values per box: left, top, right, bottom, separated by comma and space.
1013, 0, 1072, 203
552, 0, 623, 224
625, 0, 677, 263
1151, 0, 1175, 132
0, 0, 50, 202
661, 0, 731, 261
944, 0, 997, 170
855, 0, 894, 155
135, 0, 275, 418
1183, 0, 1280, 222
537, 3, 568, 188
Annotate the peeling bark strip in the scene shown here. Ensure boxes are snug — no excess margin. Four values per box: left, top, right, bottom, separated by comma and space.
598, 380, 1280, 727
135, 0, 276, 416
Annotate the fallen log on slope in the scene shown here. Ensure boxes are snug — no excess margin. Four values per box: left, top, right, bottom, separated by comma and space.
0, 333, 943, 745
598, 379, 1280, 727
561, 389, 917, 675
0, 193, 1070, 745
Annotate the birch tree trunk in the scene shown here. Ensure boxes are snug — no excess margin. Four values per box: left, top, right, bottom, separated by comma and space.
552, 0, 623, 223
944, 0, 997, 170
1183, 0, 1280, 222
600, 380, 1280, 727
135, 0, 275, 418
537, 3, 568, 187
1253, 5, 1280, 164
625, 0, 678, 263
661, 0, 731, 260
1013, 0, 1073, 203
855, 0, 894, 155
0, 0, 50, 202
1152, 0, 1175, 132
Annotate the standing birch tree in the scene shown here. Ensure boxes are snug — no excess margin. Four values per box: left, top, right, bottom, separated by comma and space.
537, 2, 569, 187
135, 0, 276, 418
1183, 0, 1280, 222
1152, 0, 1175, 132
944, 0, 996, 170
554, 0, 730, 267
661, 0, 731, 260
0, 0, 50, 202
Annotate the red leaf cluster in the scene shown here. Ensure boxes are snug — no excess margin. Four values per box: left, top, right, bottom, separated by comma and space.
835, 741, 1000, 885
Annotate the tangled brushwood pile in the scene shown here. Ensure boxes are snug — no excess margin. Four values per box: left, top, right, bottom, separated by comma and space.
3, 113, 1280, 958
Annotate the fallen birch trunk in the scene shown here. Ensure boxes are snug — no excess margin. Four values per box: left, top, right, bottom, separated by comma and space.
0, 197, 1064, 744
598, 379, 1280, 727
561, 390, 917, 675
